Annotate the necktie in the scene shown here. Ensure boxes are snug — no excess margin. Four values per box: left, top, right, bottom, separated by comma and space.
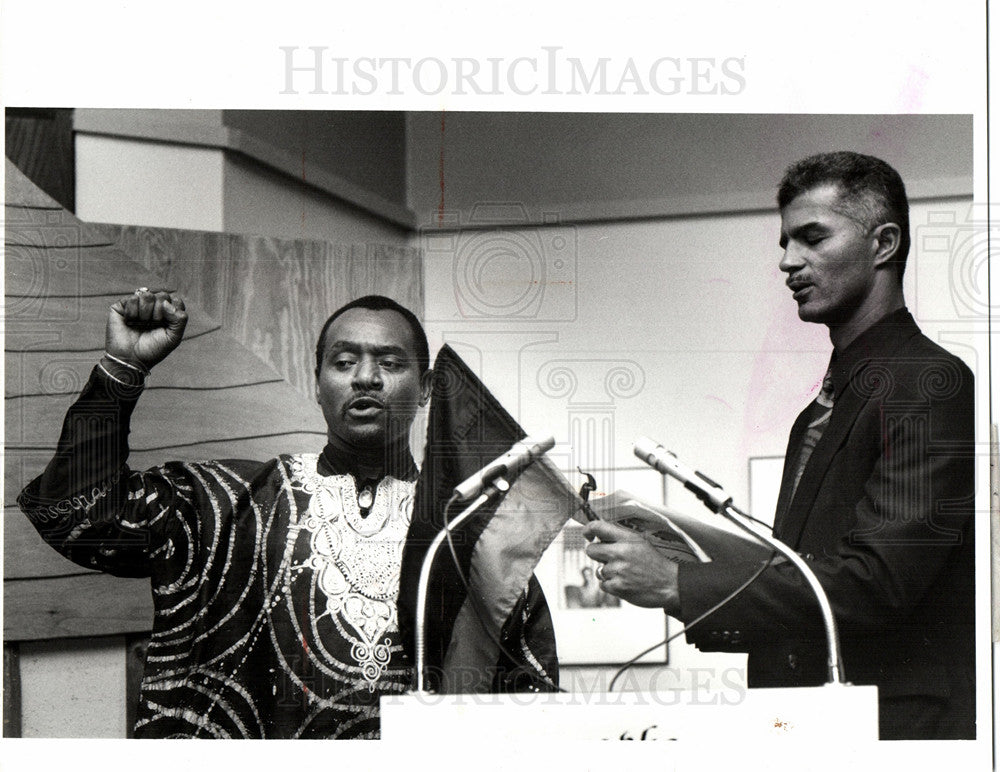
789, 366, 835, 501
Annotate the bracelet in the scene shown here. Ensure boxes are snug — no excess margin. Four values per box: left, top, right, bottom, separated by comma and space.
97, 362, 146, 389
103, 351, 150, 376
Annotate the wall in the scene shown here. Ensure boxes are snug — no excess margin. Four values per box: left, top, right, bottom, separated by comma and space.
222, 152, 409, 245
73, 108, 416, 240
221, 109, 407, 207
76, 134, 226, 230
17, 639, 128, 738
5, 108, 75, 211
406, 112, 972, 226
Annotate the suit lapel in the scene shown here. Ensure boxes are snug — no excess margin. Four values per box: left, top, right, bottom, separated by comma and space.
778, 366, 869, 548
772, 407, 812, 538
773, 310, 919, 548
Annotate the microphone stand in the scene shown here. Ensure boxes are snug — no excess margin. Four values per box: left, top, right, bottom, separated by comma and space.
413, 477, 511, 695
718, 503, 846, 686
633, 438, 846, 686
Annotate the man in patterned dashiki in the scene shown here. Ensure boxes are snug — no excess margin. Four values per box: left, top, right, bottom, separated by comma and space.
18, 292, 455, 738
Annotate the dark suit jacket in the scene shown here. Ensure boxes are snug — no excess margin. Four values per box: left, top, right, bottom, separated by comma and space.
677, 309, 976, 740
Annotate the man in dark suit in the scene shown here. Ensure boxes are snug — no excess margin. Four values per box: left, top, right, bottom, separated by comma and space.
584, 152, 976, 740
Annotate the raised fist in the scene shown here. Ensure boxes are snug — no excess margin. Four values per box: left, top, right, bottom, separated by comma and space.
105, 289, 188, 371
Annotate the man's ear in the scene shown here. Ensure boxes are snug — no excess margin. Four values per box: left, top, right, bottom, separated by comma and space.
314, 368, 321, 403
872, 222, 902, 267
419, 369, 433, 407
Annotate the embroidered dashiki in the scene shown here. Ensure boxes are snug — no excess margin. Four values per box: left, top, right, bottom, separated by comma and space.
19, 367, 440, 737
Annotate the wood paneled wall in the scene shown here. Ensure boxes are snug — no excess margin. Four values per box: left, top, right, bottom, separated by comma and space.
96, 225, 422, 397
4, 159, 424, 646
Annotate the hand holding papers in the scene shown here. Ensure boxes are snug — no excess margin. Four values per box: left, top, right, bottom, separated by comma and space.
583, 490, 772, 564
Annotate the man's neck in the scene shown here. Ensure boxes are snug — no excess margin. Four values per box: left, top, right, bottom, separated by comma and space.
321, 434, 413, 480
828, 288, 905, 351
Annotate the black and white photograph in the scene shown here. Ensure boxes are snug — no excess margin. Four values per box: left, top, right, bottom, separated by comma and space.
0, 2, 994, 770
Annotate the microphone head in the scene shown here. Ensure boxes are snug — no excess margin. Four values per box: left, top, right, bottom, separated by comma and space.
633, 435, 662, 462
522, 435, 556, 456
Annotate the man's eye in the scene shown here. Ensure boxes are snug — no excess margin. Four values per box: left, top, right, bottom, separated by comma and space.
333, 359, 356, 370
380, 359, 404, 371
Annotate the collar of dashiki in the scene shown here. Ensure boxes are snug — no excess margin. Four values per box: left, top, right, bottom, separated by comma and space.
318, 439, 418, 513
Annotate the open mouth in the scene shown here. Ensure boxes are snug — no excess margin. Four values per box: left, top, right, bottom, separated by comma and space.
346, 396, 385, 416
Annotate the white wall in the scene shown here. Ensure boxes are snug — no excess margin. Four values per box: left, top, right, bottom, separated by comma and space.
18, 637, 128, 738
74, 109, 414, 244
76, 134, 225, 230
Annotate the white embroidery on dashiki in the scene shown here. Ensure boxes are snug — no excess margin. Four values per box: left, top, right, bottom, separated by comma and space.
289, 454, 414, 690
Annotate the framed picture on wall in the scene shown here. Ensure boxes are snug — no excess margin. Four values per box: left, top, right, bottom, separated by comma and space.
535, 466, 671, 665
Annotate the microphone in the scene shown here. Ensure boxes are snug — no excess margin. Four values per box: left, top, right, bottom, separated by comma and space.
453, 435, 556, 501
633, 436, 733, 513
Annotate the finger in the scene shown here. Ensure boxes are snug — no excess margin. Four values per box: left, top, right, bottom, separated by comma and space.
582, 520, 631, 543
162, 297, 189, 336
585, 541, 619, 564
121, 293, 141, 321
150, 292, 176, 324
162, 296, 187, 319
135, 290, 156, 322
598, 569, 622, 594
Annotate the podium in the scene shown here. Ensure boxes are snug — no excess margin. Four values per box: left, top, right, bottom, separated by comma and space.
381, 685, 878, 742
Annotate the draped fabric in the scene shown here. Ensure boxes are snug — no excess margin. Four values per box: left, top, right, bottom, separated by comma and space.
398, 345, 577, 694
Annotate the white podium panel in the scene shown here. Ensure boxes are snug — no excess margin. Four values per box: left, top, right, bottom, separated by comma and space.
381, 685, 878, 742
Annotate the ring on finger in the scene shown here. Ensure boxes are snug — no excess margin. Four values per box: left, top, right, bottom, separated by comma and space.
135, 287, 149, 295
596, 564, 606, 581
